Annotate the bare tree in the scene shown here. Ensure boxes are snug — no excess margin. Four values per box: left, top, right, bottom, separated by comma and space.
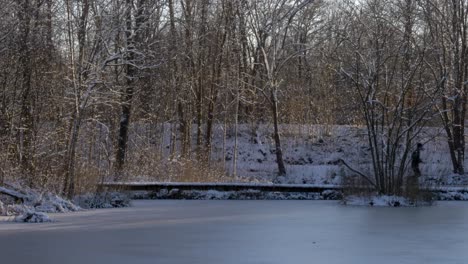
338, 0, 441, 194
420, 0, 468, 174
115, 0, 148, 172
245, 0, 316, 176
2, 0, 467, 195
17, 0, 35, 181
62, 0, 123, 197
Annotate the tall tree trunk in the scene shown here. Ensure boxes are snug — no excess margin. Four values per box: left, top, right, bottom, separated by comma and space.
444, 0, 467, 174
168, 0, 186, 158
46, 0, 53, 54
205, 53, 224, 161
271, 88, 286, 176
233, 82, 240, 177
181, 0, 195, 158
195, 0, 209, 157
63, 0, 90, 198
205, 4, 230, 162
63, 112, 82, 198
115, 0, 146, 173
17, 0, 35, 184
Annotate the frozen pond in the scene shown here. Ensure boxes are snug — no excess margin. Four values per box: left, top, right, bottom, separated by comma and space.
1, 200, 468, 264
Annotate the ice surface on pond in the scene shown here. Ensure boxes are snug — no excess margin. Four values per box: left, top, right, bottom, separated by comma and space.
1, 200, 468, 264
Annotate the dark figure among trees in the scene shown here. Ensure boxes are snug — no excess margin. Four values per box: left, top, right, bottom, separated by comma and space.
407, 143, 424, 200
411, 143, 424, 178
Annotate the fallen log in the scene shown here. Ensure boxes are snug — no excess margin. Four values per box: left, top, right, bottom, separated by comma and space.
0, 186, 26, 203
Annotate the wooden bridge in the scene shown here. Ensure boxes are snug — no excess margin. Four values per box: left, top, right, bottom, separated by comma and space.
100, 182, 344, 193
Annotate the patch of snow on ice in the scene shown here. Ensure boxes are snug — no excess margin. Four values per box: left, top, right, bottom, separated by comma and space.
436, 191, 468, 201
14, 210, 52, 223
34, 193, 80, 213
321, 190, 343, 200
1, 185, 84, 222
74, 192, 131, 209
343, 195, 413, 207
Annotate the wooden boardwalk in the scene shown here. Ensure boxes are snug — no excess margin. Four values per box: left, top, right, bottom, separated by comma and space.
100, 182, 344, 193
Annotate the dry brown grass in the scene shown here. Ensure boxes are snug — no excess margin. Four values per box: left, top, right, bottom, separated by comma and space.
340, 173, 376, 198
120, 148, 231, 183
341, 172, 434, 203
74, 165, 104, 194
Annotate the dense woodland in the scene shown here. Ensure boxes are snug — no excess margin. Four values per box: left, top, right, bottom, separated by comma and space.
0, 0, 467, 196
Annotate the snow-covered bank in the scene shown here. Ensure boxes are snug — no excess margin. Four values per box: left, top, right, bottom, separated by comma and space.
0, 185, 131, 222
74, 192, 131, 209
0, 187, 80, 222
130, 189, 343, 200
127, 187, 468, 204
434, 190, 468, 201
13, 211, 52, 223
342, 195, 430, 207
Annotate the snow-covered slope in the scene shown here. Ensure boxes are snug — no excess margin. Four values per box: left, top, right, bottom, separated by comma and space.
130, 124, 467, 186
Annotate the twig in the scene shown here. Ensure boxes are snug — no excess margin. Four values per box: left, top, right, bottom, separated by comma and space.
338, 159, 377, 188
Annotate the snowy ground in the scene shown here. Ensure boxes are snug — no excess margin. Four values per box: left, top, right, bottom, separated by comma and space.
0, 186, 80, 222
126, 124, 468, 186
0, 185, 130, 222
213, 124, 468, 186
1, 200, 468, 264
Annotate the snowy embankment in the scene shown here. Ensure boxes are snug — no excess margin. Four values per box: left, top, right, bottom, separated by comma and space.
130, 188, 343, 200
127, 188, 468, 203
103, 181, 468, 203
433, 188, 468, 201
74, 192, 131, 209
125, 124, 468, 187
341, 188, 468, 206
342, 195, 430, 207
0, 185, 130, 223
0, 186, 79, 222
